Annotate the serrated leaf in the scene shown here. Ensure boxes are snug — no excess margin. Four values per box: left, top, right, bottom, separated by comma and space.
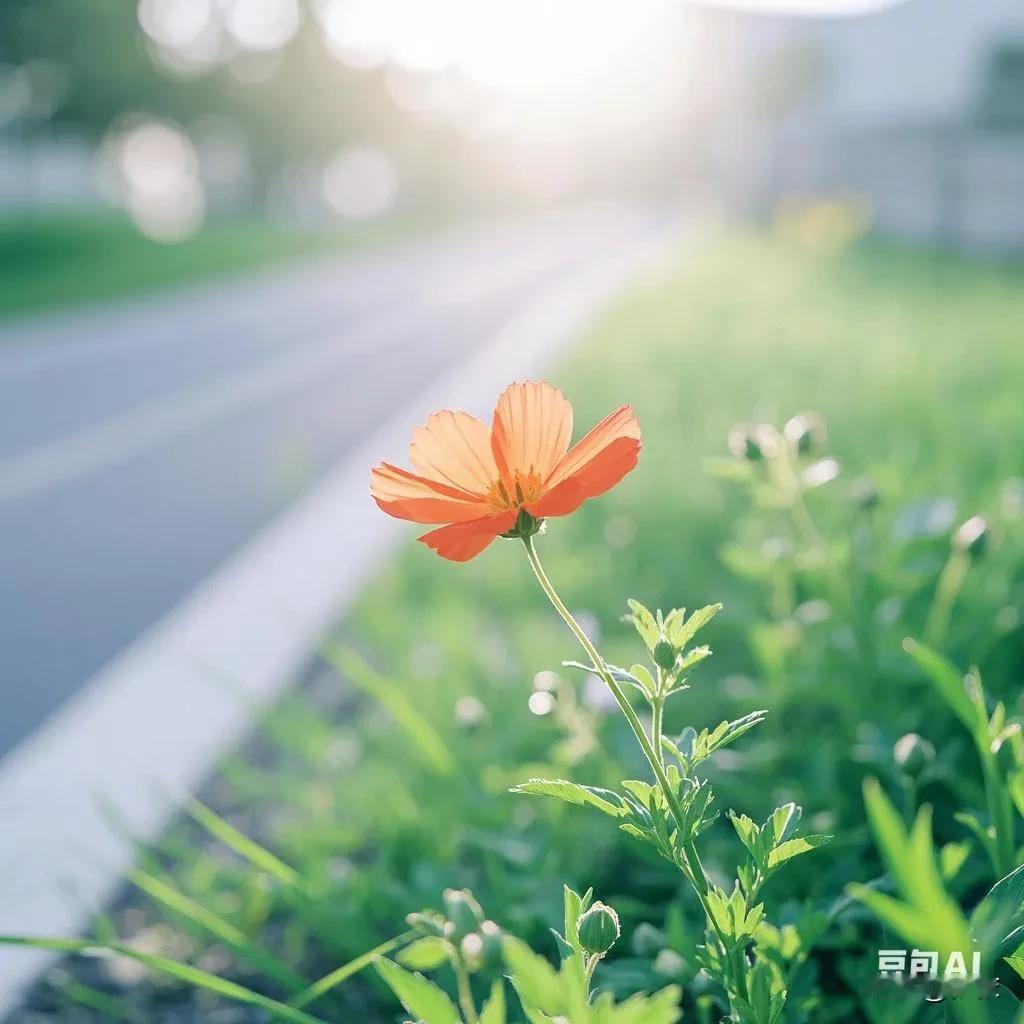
510, 779, 628, 818
766, 835, 831, 870
729, 813, 764, 866
675, 645, 711, 674
503, 937, 563, 1013
629, 664, 657, 697
375, 959, 459, 1024
627, 599, 659, 650
668, 604, 722, 648
563, 660, 648, 695
767, 803, 800, 845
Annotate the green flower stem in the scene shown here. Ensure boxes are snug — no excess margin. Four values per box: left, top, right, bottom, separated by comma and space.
521, 535, 711, 899
650, 693, 665, 771
449, 953, 478, 1024
521, 537, 701, 875
521, 535, 749, 1007
924, 549, 970, 649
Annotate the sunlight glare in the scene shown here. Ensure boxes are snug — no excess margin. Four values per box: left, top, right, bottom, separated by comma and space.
319, 0, 668, 97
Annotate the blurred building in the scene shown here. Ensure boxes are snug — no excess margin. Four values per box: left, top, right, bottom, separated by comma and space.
707, 0, 1024, 253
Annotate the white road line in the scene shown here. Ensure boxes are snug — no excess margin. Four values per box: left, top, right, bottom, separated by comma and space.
0, 242, 570, 506
0, 233, 669, 1013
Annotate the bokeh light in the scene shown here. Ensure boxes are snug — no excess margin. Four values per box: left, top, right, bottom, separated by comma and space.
322, 145, 399, 220
102, 119, 206, 242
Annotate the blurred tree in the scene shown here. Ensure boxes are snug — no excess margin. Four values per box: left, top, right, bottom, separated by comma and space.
975, 41, 1024, 131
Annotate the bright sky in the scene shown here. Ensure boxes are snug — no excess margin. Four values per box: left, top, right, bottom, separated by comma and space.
702, 0, 902, 12
318, 0, 674, 96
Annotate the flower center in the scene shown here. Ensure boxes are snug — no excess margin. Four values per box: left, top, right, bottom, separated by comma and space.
486, 470, 542, 515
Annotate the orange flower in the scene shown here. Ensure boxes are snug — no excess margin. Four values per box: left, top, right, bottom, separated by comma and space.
370, 381, 642, 561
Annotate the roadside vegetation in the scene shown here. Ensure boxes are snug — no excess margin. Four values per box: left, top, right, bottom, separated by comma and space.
9, 227, 1024, 1022
0, 210, 414, 321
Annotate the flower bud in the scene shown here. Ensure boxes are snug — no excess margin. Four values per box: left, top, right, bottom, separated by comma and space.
460, 932, 484, 970
653, 639, 677, 671
479, 920, 504, 970
728, 424, 766, 462
952, 516, 987, 558
784, 412, 825, 456
406, 910, 447, 937
577, 901, 620, 957
443, 889, 485, 941
893, 732, 935, 777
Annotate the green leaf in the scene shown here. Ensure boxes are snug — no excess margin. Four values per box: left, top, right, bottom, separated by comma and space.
728, 812, 763, 863
845, 887, 933, 951
971, 864, 1024, 956
503, 936, 563, 1013
510, 779, 628, 819
862, 778, 915, 896
374, 958, 460, 1024
767, 803, 799, 845
563, 885, 592, 951
678, 711, 768, 768
480, 979, 506, 1024
766, 835, 832, 871
629, 664, 657, 697
398, 936, 450, 971
674, 645, 711, 674
627, 599, 659, 650
902, 639, 977, 732
668, 604, 722, 648
323, 646, 456, 777
1004, 956, 1024, 980
939, 841, 972, 882
0, 936, 329, 1024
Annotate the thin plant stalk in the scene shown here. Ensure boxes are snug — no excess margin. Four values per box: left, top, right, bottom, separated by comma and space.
924, 549, 970, 649
520, 533, 742, 1000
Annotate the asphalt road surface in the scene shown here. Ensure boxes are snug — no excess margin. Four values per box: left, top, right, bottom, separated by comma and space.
0, 205, 660, 760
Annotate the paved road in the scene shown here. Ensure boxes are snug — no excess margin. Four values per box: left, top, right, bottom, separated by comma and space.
0, 205, 660, 760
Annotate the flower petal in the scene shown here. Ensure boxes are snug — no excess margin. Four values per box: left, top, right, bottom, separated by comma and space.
409, 410, 497, 498
418, 513, 515, 561
530, 406, 641, 518
370, 463, 490, 524
491, 381, 573, 486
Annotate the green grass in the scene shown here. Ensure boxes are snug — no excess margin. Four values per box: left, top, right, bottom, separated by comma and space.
0, 209, 417, 321
23, 231, 1024, 1022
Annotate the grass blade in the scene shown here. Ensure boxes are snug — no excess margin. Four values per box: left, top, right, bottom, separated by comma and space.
184, 797, 301, 888
323, 645, 456, 777
290, 930, 415, 1009
129, 868, 308, 993
0, 936, 330, 1024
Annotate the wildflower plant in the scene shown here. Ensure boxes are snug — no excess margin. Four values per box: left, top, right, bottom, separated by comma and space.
372, 381, 832, 1022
